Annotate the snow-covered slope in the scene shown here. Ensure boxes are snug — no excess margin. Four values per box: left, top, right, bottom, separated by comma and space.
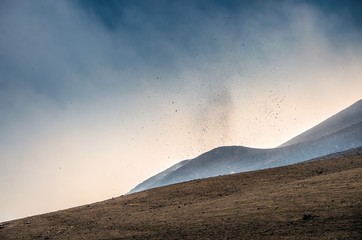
280, 99, 362, 146
129, 160, 189, 193
129, 99, 362, 193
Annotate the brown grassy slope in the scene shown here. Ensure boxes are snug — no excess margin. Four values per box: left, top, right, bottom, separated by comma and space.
1, 149, 362, 240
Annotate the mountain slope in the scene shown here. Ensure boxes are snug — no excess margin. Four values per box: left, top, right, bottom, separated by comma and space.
129, 160, 190, 193
2, 147, 361, 239
130, 99, 362, 193
280, 99, 362, 146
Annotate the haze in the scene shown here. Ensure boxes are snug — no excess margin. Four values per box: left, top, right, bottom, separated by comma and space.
0, 0, 361, 222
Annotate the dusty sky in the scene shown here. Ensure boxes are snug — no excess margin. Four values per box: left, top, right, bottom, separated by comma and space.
0, 0, 361, 222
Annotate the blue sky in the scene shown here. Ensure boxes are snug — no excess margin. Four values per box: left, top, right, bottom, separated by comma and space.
0, 0, 361, 222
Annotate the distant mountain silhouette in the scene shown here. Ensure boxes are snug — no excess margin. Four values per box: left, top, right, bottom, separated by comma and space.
129, 99, 362, 193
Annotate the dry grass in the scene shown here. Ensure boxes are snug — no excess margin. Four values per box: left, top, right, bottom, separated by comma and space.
1, 150, 361, 239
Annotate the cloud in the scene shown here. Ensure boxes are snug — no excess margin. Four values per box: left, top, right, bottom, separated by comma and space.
0, 0, 361, 222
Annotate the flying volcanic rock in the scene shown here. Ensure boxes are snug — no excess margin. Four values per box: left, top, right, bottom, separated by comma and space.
129, 99, 362, 193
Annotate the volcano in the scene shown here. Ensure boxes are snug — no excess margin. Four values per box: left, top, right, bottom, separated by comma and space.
130, 99, 362, 193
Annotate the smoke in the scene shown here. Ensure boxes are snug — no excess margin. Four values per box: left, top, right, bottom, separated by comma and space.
192, 78, 234, 147
0, 0, 361, 222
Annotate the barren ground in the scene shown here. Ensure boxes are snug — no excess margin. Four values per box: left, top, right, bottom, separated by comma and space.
1, 148, 361, 239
